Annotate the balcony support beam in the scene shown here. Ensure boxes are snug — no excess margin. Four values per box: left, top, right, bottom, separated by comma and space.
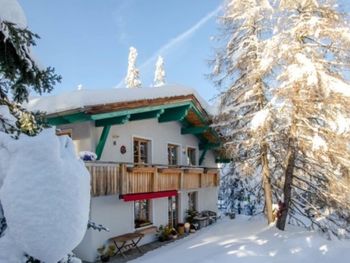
95, 125, 111, 160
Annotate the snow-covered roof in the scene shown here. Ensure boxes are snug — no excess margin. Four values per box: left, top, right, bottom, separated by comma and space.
26, 85, 214, 115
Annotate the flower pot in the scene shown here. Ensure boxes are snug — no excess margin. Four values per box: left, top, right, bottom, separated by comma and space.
177, 224, 185, 235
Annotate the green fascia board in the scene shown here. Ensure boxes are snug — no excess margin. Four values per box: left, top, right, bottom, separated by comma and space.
48, 117, 69, 126
48, 112, 91, 126
158, 105, 190, 123
95, 115, 130, 127
129, 109, 164, 121
96, 125, 111, 160
199, 149, 207, 165
91, 101, 191, 121
181, 126, 209, 134
199, 143, 221, 151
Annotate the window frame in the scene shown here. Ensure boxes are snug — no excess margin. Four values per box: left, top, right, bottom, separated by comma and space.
167, 143, 180, 166
188, 191, 198, 211
186, 146, 197, 166
134, 199, 153, 229
133, 137, 152, 164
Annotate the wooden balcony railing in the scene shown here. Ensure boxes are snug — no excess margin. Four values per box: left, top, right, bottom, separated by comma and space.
85, 162, 219, 197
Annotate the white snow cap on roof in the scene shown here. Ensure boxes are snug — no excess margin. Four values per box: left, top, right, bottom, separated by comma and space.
26, 85, 214, 115
0, 0, 27, 28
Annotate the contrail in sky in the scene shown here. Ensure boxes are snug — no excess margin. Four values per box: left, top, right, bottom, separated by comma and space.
115, 4, 222, 88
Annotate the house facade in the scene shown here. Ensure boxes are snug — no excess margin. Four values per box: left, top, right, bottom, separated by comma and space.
27, 85, 221, 262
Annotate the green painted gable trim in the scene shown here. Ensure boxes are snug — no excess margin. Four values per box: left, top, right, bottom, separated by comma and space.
90, 102, 191, 121
158, 105, 190, 123
48, 112, 91, 126
181, 126, 209, 135
95, 115, 130, 127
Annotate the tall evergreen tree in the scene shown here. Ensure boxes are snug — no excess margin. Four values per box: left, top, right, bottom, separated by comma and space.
154, 55, 166, 87
125, 46, 142, 88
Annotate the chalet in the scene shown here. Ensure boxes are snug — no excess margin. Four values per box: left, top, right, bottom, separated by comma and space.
27, 85, 221, 262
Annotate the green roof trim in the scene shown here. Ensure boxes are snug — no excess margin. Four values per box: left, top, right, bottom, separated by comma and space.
181, 126, 209, 135
48, 112, 91, 126
95, 115, 130, 127
158, 105, 190, 123
90, 101, 191, 121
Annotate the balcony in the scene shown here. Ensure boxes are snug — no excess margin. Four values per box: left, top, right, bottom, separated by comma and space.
85, 162, 219, 197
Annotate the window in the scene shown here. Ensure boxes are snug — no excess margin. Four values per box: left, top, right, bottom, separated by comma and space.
134, 200, 152, 228
188, 192, 197, 211
167, 144, 179, 165
168, 196, 178, 227
134, 138, 150, 164
187, 147, 196, 166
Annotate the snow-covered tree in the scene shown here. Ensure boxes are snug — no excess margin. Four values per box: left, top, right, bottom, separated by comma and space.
0, 1, 90, 262
269, 0, 350, 234
154, 55, 166, 87
125, 46, 142, 88
220, 163, 264, 215
211, 0, 275, 224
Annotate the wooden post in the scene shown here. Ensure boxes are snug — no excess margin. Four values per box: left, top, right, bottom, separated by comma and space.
200, 172, 204, 188
119, 163, 128, 195
153, 167, 159, 192
180, 170, 184, 190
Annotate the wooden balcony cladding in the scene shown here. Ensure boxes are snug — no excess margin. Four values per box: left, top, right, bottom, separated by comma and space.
86, 162, 219, 197
86, 162, 120, 197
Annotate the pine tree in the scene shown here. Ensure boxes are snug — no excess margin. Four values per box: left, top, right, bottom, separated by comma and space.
125, 46, 142, 88
211, 0, 275, 224
154, 55, 166, 87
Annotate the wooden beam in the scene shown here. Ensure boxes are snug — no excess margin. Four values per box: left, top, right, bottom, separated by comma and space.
199, 149, 207, 165
48, 112, 91, 125
91, 102, 191, 121
158, 105, 190, 123
95, 126, 111, 160
199, 143, 221, 150
181, 126, 209, 135
95, 115, 130, 127
129, 109, 164, 121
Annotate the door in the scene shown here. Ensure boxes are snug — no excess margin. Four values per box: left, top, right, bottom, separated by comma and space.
168, 195, 178, 227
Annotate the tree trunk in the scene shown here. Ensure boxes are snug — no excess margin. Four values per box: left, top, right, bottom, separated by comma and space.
276, 140, 296, 230
261, 143, 274, 224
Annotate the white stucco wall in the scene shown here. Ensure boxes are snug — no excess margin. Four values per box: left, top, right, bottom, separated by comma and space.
74, 187, 218, 262
74, 195, 169, 262
57, 118, 217, 166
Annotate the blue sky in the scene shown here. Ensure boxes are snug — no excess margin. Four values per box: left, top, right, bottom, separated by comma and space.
19, 0, 221, 102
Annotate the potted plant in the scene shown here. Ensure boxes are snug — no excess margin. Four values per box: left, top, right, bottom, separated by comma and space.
97, 244, 116, 262
177, 223, 185, 235
97, 246, 109, 262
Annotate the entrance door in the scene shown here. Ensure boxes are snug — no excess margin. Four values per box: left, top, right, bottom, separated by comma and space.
168, 195, 178, 227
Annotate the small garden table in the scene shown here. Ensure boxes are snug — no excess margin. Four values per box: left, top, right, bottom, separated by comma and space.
110, 232, 144, 258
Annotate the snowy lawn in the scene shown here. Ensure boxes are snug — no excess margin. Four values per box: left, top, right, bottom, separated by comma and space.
130, 215, 350, 263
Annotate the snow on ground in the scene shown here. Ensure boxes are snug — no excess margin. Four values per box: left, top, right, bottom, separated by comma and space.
25, 85, 214, 115
130, 216, 350, 263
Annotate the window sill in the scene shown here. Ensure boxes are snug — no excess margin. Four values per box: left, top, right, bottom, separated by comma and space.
135, 225, 157, 235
